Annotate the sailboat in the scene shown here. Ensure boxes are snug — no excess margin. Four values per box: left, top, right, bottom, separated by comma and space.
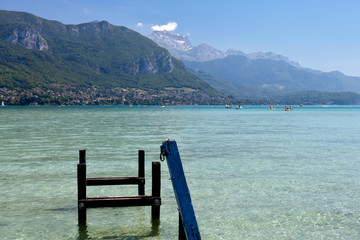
1, 101, 4, 106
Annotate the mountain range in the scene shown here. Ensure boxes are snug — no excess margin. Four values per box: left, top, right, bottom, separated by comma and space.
148, 31, 360, 100
148, 31, 301, 67
0, 10, 220, 105
0, 10, 359, 105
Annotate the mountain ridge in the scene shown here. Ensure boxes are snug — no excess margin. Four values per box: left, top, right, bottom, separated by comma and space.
1, 10, 359, 105
149, 30, 360, 97
148, 30, 299, 66
0, 10, 223, 105
185, 56, 360, 96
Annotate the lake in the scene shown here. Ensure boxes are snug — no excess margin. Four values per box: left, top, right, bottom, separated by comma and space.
1, 105, 360, 239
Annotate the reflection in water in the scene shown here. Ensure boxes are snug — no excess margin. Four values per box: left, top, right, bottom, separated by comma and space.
78, 224, 89, 240
151, 219, 160, 236
77, 218, 160, 239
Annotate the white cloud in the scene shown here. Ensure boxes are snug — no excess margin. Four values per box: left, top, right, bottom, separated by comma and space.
136, 22, 144, 27
151, 21, 178, 31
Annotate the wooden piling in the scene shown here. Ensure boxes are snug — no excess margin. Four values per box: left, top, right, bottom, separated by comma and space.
77, 149, 87, 225
79, 149, 86, 164
138, 150, 145, 195
77, 149, 161, 227
151, 161, 161, 221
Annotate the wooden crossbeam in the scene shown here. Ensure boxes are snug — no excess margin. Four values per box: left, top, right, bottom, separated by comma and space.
86, 177, 145, 186
79, 196, 161, 208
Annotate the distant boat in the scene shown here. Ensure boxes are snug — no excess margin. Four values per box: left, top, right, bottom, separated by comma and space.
235, 105, 243, 109
1, 101, 4, 106
225, 105, 232, 109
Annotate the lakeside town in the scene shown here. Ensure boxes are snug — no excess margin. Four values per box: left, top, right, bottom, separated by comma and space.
0, 84, 232, 106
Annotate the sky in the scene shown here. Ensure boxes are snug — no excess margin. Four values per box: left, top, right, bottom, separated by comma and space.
2, 0, 360, 76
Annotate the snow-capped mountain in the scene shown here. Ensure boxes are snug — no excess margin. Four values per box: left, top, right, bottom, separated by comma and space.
148, 31, 225, 62
148, 31, 192, 53
148, 30, 300, 66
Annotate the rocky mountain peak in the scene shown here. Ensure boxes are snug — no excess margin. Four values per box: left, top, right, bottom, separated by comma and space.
148, 31, 226, 62
148, 30, 193, 52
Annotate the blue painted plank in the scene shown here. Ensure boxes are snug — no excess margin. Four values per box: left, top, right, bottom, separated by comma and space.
161, 140, 201, 240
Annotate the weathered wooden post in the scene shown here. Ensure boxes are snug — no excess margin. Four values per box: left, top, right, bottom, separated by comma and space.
160, 140, 201, 240
151, 161, 161, 221
138, 150, 145, 195
77, 149, 87, 225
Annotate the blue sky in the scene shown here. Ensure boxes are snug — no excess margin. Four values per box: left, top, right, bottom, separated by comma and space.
2, 0, 360, 76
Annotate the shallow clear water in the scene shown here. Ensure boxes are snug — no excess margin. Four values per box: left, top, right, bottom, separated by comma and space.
1, 105, 360, 239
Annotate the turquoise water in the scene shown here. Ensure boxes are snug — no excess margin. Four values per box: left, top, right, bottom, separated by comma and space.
1, 105, 360, 239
